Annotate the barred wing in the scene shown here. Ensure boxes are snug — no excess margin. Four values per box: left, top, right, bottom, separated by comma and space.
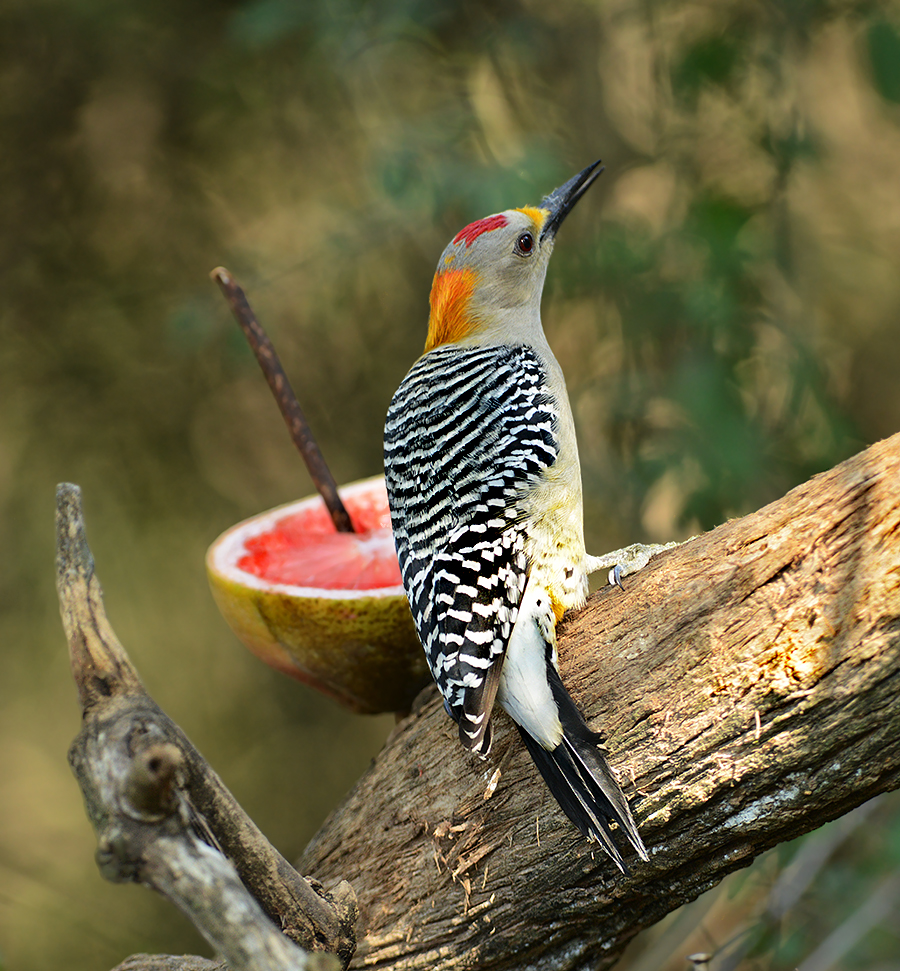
383, 343, 559, 749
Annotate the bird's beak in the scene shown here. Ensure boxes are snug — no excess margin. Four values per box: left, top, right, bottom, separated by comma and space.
539, 159, 604, 242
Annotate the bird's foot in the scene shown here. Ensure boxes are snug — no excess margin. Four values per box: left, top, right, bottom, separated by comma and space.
585, 540, 683, 588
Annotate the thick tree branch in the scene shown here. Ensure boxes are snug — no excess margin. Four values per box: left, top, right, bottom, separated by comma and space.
58, 432, 900, 971
299, 432, 900, 971
56, 484, 357, 970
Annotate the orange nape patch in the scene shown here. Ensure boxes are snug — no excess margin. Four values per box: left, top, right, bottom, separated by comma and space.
453, 213, 508, 248
424, 268, 478, 352
516, 206, 548, 232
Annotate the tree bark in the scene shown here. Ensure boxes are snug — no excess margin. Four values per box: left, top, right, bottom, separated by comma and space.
299, 431, 900, 971
56, 484, 356, 971
58, 433, 900, 971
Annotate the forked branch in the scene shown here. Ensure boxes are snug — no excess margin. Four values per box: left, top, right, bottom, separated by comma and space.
57, 431, 900, 971
56, 484, 357, 971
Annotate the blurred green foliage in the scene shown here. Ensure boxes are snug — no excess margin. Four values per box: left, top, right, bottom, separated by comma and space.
867, 16, 900, 102
2, 0, 900, 968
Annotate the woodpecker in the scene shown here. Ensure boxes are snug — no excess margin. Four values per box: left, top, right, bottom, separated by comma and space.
383, 160, 648, 872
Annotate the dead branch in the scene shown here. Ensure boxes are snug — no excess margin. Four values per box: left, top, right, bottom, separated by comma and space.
111, 959, 225, 971
299, 432, 900, 970
56, 484, 357, 971
210, 266, 354, 533
58, 431, 900, 971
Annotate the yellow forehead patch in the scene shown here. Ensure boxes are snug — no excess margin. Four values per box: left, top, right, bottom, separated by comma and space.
516, 206, 549, 231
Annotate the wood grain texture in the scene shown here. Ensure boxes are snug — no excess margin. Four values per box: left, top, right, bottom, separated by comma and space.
56, 484, 355, 971
300, 432, 900, 971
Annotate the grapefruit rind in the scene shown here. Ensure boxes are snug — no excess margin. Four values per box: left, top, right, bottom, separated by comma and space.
206, 476, 428, 714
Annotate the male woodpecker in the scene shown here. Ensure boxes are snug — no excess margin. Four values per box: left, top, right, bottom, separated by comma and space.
383, 160, 648, 872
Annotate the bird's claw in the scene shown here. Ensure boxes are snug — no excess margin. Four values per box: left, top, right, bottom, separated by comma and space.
586, 539, 686, 588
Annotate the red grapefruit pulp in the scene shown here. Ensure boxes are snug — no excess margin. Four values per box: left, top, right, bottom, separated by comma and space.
235, 486, 402, 590
206, 476, 428, 714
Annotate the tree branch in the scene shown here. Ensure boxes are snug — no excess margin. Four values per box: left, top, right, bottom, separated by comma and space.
56, 484, 357, 971
299, 432, 900, 970
209, 267, 355, 534
57, 432, 900, 971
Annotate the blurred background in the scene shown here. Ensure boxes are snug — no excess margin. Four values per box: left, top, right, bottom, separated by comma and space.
2, 0, 900, 968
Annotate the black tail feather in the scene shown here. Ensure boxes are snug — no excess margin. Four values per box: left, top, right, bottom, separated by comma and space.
563, 731, 648, 859
517, 727, 631, 872
516, 668, 648, 872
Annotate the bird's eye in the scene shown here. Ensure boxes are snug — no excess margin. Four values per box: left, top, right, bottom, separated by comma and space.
515, 232, 534, 256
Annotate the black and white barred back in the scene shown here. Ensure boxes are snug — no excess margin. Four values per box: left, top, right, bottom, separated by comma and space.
384, 343, 558, 753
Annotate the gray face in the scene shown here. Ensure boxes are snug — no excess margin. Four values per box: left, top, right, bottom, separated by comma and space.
435, 159, 604, 305
436, 207, 554, 312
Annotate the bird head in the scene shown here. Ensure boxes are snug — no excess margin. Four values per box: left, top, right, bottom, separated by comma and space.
424, 160, 604, 353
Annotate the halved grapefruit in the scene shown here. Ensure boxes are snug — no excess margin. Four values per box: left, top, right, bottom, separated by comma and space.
206, 475, 429, 714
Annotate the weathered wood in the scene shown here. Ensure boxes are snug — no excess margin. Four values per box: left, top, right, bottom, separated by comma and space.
112, 958, 225, 971
58, 431, 900, 971
300, 432, 900, 971
56, 484, 357, 971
